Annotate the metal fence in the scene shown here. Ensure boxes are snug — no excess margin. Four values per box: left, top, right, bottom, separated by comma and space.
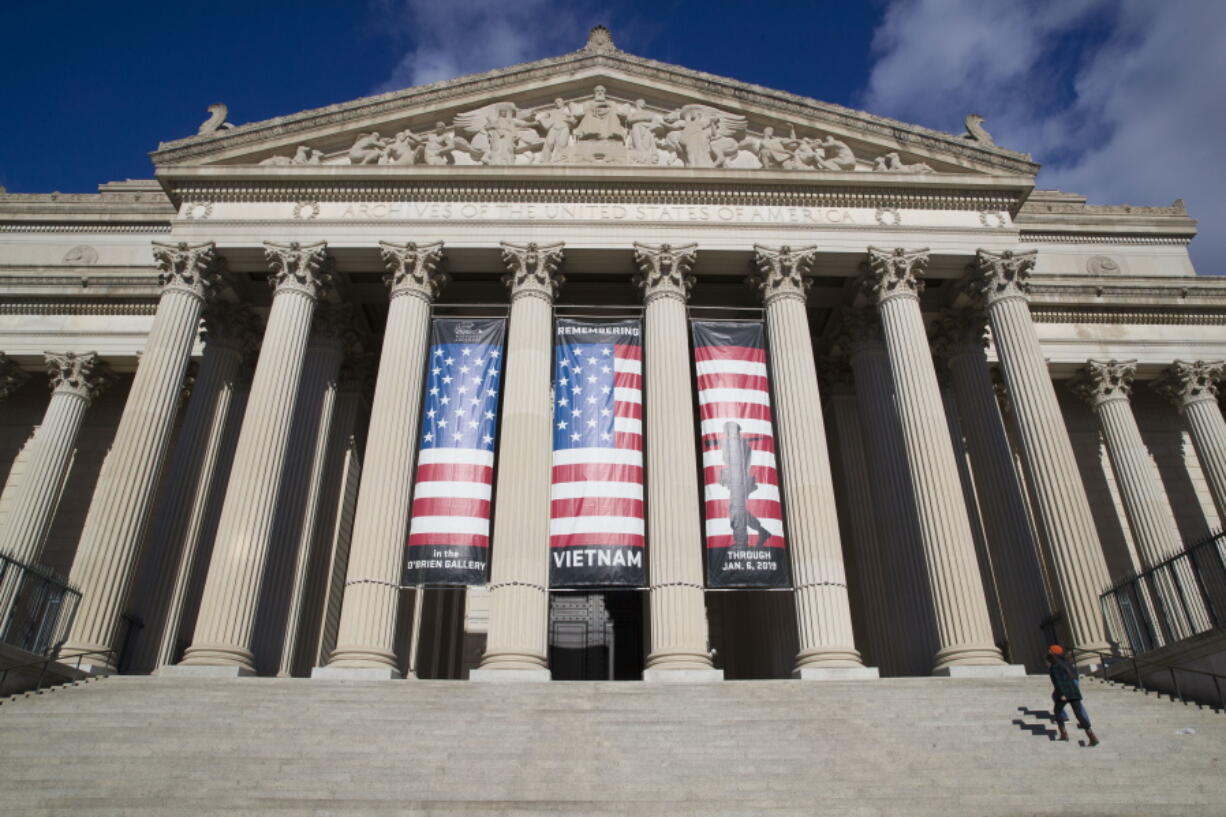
1101, 528, 1226, 655
0, 551, 81, 656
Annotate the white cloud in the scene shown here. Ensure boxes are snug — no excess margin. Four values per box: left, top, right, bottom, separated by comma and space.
370, 0, 599, 92
862, 0, 1226, 273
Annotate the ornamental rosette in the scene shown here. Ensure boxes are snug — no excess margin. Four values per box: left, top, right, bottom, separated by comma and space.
633, 242, 697, 303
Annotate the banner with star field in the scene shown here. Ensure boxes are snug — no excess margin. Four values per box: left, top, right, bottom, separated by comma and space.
549, 318, 646, 587
692, 320, 790, 588
404, 318, 506, 586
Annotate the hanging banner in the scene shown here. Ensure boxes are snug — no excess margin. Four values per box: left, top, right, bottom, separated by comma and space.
692, 320, 790, 588
404, 318, 506, 585
550, 318, 646, 587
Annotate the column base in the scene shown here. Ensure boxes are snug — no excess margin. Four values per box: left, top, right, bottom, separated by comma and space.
469, 668, 552, 682
932, 664, 1027, 678
643, 668, 725, 683
158, 664, 254, 679
311, 666, 404, 681
793, 666, 880, 681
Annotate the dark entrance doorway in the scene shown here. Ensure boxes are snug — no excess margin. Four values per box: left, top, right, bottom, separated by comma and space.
548, 591, 644, 680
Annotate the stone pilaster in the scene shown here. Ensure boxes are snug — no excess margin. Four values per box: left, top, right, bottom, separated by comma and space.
176, 241, 332, 673
131, 305, 258, 671
2, 353, 113, 565
473, 242, 564, 680
748, 245, 869, 678
839, 308, 935, 676
1153, 361, 1226, 521
271, 307, 352, 676
63, 242, 222, 667
971, 249, 1111, 657
628, 242, 719, 680
322, 242, 444, 678
0, 353, 30, 401
1070, 360, 1210, 638
822, 356, 895, 674
862, 247, 1009, 673
932, 309, 1053, 670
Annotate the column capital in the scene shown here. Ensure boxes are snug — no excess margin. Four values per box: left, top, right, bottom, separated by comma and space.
634, 242, 696, 305
44, 351, 114, 403
337, 352, 376, 394
264, 241, 333, 300
151, 241, 223, 302
930, 308, 988, 366
0, 352, 31, 401
832, 305, 883, 353
310, 304, 360, 353
860, 246, 929, 304
1068, 359, 1137, 409
379, 241, 447, 302
200, 303, 260, 354
501, 241, 565, 303
974, 248, 1037, 306
749, 244, 816, 305
817, 352, 855, 396
1152, 360, 1224, 408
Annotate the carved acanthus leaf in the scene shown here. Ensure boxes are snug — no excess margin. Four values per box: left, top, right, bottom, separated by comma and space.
749, 244, 816, 304
264, 241, 333, 299
861, 247, 930, 304
201, 304, 261, 353
0, 353, 30, 401
633, 242, 697, 302
974, 248, 1037, 306
152, 241, 222, 300
1068, 359, 1136, 408
1151, 360, 1224, 407
379, 241, 447, 301
830, 305, 883, 352
930, 308, 988, 364
500, 241, 565, 301
44, 351, 114, 403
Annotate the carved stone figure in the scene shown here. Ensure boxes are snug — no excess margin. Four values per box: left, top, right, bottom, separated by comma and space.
961, 113, 996, 146
382, 129, 422, 165
743, 127, 800, 169
454, 102, 538, 165
258, 145, 323, 166
536, 99, 577, 164
420, 122, 457, 166
872, 151, 935, 174
624, 99, 661, 165
817, 135, 856, 170
571, 85, 628, 164
197, 103, 234, 135
662, 104, 746, 168
348, 132, 386, 164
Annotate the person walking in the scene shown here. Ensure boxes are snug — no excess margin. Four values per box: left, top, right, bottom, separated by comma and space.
1046, 645, 1100, 746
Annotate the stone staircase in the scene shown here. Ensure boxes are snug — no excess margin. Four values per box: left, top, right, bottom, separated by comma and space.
1, 674, 1223, 816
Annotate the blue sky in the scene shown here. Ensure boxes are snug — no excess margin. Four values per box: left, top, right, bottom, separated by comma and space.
3, 0, 1222, 271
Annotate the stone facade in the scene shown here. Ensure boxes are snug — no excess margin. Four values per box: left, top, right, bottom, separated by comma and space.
1, 30, 1223, 678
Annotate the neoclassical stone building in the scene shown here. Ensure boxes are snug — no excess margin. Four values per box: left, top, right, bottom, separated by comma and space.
1, 28, 1223, 682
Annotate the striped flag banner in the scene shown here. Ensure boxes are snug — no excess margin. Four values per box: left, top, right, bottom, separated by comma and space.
550, 318, 646, 587
404, 318, 506, 586
692, 320, 791, 588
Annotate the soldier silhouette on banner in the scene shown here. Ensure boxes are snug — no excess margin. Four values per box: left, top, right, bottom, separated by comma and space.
711, 421, 772, 550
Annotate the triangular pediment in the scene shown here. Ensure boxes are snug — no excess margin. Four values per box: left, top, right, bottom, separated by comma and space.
152, 32, 1037, 179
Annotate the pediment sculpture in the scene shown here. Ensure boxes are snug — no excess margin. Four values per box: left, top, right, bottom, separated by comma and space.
253, 86, 947, 174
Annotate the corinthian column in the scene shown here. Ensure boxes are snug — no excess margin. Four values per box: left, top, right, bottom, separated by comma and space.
861, 248, 1012, 675
174, 241, 332, 675
971, 250, 1111, 658
3, 353, 113, 565
932, 309, 1052, 670
749, 245, 871, 679
0, 354, 30, 402
63, 243, 221, 668
1070, 360, 1210, 638
1153, 361, 1226, 521
472, 242, 564, 681
320, 242, 444, 679
131, 305, 258, 672
631, 242, 720, 681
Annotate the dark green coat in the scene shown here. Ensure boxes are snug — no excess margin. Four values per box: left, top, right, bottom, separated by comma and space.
1048, 660, 1082, 701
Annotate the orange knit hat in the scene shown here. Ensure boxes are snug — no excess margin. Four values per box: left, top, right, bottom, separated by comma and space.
1048, 644, 1065, 655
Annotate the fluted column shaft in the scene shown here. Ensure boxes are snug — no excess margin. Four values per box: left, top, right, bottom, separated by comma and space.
864, 248, 1004, 671
750, 247, 862, 672
942, 336, 1052, 669
827, 386, 894, 672
3, 354, 110, 565
64, 244, 221, 665
974, 249, 1112, 656
327, 242, 443, 672
130, 314, 250, 672
180, 242, 330, 671
1154, 362, 1226, 521
478, 242, 563, 674
847, 338, 934, 675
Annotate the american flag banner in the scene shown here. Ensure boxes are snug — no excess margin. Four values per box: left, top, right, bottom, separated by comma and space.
404, 318, 506, 585
550, 318, 646, 587
692, 320, 791, 588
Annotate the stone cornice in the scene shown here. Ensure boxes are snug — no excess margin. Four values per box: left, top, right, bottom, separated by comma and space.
150, 48, 1037, 176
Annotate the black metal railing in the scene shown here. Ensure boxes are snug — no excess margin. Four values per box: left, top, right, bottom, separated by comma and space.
1071, 646, 1226, 711
0, 646, 117, 700
0, 551, 82, 656
1099, 528, 1226, 655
